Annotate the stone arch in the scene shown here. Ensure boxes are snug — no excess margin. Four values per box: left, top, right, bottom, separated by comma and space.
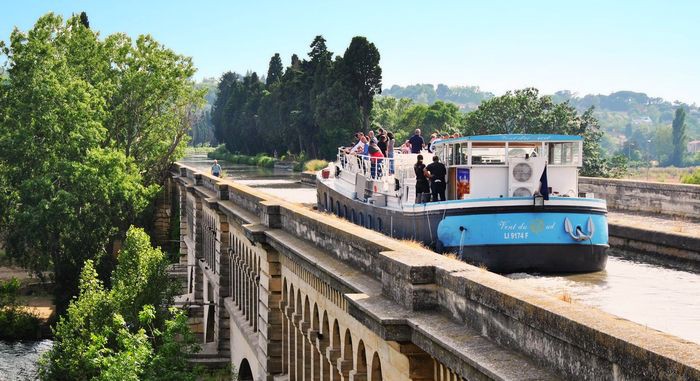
330, 319, 342, 380
312, 304, 320, 331
304, 296, 311, 323
359, 212, 364, 227
336, 200, 341, 216
281, 278, 288, 373
341, 329, 354, 379
296, 289, 302, 315
287, 284, 296, 376
320, 312, 331, 380
344, 205, 348, 220
371, 352, 383, 381
330, 197, 334, 213
356, 340, 368, 375
205, 303, 215, 343
238, 358, 254, 380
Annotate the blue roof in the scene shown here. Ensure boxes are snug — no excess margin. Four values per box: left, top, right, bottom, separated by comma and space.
436, 134, 583, 145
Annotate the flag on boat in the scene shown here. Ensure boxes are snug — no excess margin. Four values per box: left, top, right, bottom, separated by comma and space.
539, 165, 549, 200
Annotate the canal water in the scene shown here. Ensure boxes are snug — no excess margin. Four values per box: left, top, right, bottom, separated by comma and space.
185, 157, 700, 345
0, 339, 52, 380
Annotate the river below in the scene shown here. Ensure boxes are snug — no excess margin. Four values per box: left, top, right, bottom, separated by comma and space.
0, 340, 52, 380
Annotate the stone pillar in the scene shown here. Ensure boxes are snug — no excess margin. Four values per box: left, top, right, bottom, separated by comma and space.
400, 343, 434, 381
326, 347, 341, 381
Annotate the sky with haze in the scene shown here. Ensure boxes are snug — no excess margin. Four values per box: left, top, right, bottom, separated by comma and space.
2, 0, 699, 104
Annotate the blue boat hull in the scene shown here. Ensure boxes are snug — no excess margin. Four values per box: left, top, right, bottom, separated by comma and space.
437, 212, 608, 273
445, 244, 608, 273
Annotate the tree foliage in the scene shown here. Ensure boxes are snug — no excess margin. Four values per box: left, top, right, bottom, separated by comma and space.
671, 107, 687, 166
464, 88, 617, 177
0, 13, 202, 311
212, 35, 381, 159
40, 227, 198, 381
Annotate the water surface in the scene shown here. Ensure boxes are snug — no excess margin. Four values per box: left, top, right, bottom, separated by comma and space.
0, 340, 52, 380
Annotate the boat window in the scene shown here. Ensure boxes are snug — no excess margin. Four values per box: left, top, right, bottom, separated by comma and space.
449, 143, 468, 165
447, 144, 457, 165
434, 144, 446, 163
471, 143, 506, 165
507, 143, 541, 160
548, 142, 581, 166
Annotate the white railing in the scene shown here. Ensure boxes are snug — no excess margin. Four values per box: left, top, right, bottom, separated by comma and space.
336, 148, 433, 194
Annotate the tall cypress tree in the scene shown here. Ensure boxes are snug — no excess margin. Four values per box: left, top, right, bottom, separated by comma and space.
342, 37, 382, 131
671, 107, 687, 166
266, 53, 283, 86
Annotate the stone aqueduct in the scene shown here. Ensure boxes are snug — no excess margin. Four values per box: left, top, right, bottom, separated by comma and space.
166, 163, 700, 381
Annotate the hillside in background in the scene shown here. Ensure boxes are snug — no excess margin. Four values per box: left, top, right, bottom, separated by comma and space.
383, 84, 700, 163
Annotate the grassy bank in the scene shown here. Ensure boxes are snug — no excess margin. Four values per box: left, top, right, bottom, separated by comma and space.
185, 145, 216, 155
208, 145, 328, 172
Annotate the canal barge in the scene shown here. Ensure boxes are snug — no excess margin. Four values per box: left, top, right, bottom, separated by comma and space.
316, 134, 608, 273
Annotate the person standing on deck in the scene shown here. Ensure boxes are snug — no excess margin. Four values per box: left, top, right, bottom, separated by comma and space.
414, 155, 430, 203
409, 129, 425, 154
426, 156, 447, 202
211, 160, 222, 177
386, 132, 396, 174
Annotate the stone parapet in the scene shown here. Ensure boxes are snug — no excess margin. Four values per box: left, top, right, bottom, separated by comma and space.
579, 176, 700, 220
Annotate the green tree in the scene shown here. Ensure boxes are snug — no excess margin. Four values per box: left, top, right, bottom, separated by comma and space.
40, 227, 198, 381
79, 11, 89, 28
671, 107, 687, 166
464, 88, 617, 177
0, 13, 200, 311
342, 37, 382, 131
266, 53, 283, 86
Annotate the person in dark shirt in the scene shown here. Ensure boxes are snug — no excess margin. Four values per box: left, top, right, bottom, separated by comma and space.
408, 129, 424, 154
377, 134, 388, 157
414, 155, 430, 203
426, 156, 447, 202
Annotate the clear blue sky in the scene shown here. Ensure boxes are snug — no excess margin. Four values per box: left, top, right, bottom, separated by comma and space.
2, 0, 699, 104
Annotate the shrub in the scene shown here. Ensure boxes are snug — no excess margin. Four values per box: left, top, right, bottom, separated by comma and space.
0, 278, 42, 340
304, 160, 328, 172
681, 169, 700, 184
40, 227, 198, 381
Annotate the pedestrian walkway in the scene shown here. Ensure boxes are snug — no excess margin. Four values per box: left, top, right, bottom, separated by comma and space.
608, 211, 700, 238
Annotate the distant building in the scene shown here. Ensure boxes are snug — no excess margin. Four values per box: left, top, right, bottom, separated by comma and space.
632, 116, 653, 125
688, 140, 700, 153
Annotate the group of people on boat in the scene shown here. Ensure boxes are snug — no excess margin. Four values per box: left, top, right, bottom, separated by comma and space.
343, 128, 396, 178
414, 154, 447, 203
342, 128, 449, 203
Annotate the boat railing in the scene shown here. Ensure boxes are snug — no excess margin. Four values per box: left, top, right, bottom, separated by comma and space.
336, 149, 393, 181
336, 148, 426, 187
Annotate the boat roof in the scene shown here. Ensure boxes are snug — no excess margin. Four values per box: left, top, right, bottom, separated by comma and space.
436, 134, 583, 145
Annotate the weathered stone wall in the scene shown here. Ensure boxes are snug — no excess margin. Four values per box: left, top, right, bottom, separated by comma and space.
579, 177, 700, 220
172, 163, 700, 381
